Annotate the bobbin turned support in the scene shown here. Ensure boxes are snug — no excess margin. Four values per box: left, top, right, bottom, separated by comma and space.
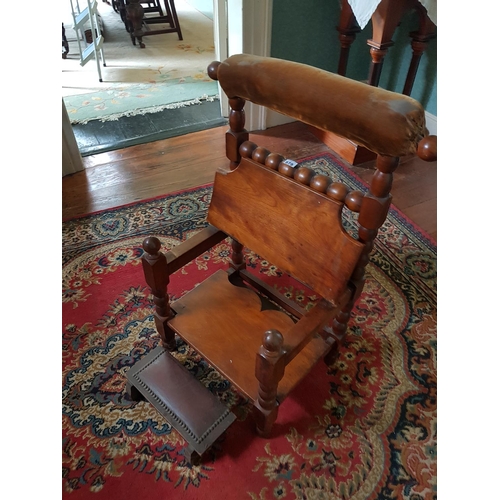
254, 330, 286, 437
142, 237, 176, 351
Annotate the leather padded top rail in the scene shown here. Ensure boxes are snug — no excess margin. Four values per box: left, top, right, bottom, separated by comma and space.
216, 54, 427, 157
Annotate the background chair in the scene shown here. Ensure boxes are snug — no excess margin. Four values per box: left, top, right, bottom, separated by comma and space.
127, 54, 437, 463
118, 0, 182, 48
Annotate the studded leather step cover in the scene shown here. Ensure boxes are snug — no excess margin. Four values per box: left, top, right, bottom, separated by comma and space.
126, 345, 236, 457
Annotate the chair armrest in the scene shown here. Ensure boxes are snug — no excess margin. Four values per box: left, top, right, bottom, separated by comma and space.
165, 225, 227, 274
282, 288, 352, 366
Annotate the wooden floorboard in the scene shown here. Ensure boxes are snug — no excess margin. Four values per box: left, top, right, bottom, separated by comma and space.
62, 121, 437, 241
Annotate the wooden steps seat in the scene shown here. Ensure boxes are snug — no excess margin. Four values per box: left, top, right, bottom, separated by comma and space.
168, 269, 332, 403
131, 54, 437, 446
126, 344, 236, 463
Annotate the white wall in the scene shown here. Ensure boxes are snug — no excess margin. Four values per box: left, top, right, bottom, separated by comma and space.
213, 0, 274, 131
62, 100, 84, 177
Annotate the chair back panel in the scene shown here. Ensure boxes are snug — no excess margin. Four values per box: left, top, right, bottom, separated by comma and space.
207, 158, 365, 304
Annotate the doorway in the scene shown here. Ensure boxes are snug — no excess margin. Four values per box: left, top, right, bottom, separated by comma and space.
63, 0, 226, 156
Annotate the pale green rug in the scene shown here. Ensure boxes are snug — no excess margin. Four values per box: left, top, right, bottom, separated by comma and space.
62, 0, 218, 124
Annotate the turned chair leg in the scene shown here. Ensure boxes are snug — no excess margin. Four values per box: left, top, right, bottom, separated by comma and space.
254, 330, 286, 437
126, 2, 146, 48
324, 297, 356, 365
126, 381, 145, 402
142, 237, 177, 351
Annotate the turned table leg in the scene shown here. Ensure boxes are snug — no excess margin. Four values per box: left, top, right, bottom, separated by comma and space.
62, 23, 70, 59
336, 0, 361, 76
125, 0, 146, 48
366, 0, 416, 86
402, 7, 436, 95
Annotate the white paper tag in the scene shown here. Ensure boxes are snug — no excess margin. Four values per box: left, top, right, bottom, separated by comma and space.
282, 159, 298, 168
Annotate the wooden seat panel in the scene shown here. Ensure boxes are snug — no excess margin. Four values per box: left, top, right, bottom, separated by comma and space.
168, 269, 331, 402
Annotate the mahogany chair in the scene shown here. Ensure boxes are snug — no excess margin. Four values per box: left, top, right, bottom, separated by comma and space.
127, 54, 436, 462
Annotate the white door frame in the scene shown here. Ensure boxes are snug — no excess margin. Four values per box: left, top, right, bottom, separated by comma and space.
212, 0, 274, 131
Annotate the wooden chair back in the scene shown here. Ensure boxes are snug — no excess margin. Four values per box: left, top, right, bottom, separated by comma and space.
207, 156, 364, 304
206, 54, 433, 306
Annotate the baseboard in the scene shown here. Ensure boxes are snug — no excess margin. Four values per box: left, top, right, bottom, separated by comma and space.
265, 110, 296, 129
425, 111, 437, 136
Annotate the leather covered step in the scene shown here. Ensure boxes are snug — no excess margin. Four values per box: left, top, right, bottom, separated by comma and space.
126, 345, 236, 462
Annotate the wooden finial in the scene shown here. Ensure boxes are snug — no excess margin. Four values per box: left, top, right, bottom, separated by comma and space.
417, 135, 437, 162
207, 61, 221, 81
143, 236, 161, 255
262, 330, 284, 354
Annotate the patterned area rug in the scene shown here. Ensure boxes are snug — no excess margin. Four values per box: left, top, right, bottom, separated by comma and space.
62, 0, 218, 124
62, 153, 437, 499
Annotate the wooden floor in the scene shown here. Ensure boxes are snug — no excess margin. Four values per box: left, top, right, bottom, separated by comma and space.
62, 121, 437, 241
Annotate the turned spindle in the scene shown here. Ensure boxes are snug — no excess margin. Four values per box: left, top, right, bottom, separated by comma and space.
327, 182, 349, 202
252, 147, 271, 164
226, 97, 248, 169
239, 140, 258, 159
325, 153, 400, 365
142, 237, 176, 350
309, 174, 332, 193
230, 238, 245, 271
265, 153, 285, 170
254, 330, 285, 437
293, 166, 315, 185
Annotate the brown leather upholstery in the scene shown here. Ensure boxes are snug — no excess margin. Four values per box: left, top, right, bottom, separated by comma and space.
216, 54, 427, 157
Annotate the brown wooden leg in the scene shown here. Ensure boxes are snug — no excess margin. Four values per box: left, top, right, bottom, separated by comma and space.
254, 330, 286, 437
186, 447, 201, 466
62, 23, 69, 59
324, 154, 399, 364
367, 46, 390, 86
126, 381, 146, 401
324, 297, 355, 365
165, 0, 183, 40
402, 11, 436, 95
230, 238, 246, 271
366, 0, 415, 86
226, 97, 249, 170
142, 237, 176, 350
126, 2, 146, 48
336, 0, 361, 76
